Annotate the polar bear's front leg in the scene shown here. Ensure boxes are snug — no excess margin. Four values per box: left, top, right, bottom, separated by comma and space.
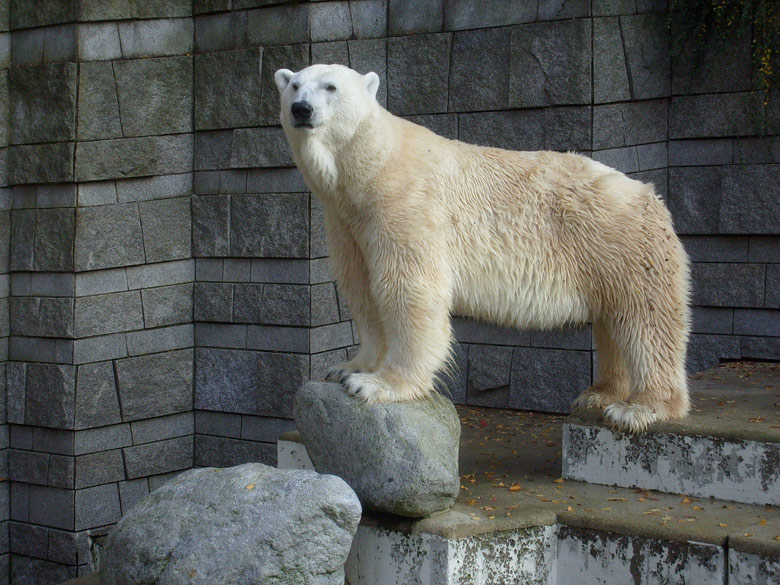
343, 238, 453, 403
321, 209, 387, 383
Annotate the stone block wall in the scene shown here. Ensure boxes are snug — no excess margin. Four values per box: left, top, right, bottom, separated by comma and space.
5, 2, 195, 583
0, 1, 778, 584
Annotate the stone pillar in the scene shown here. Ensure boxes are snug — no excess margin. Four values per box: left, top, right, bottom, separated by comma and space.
0, 1, 9, 583
5, 2, 194, 583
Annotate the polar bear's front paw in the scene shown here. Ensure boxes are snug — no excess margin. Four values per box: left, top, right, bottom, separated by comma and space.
603, 401, 661, 434
572, 386, 621, 411
325, 362, 363, 383
342, 373, 397, 403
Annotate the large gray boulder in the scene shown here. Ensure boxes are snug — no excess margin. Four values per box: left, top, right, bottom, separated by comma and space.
99, 463, 361, 585
294, 381, 461, 518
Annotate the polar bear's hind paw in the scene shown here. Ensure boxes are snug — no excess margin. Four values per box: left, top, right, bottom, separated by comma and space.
325, 362, 363, 383
603, 402, 660, 434
343, 372, 398, 403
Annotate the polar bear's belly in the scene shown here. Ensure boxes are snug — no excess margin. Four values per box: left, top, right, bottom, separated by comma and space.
449, 239, 591, 331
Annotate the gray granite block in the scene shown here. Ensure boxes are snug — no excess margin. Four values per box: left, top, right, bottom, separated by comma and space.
194, 434, 276, 467
734, 309, 780, 337
43, 23, 77, 63
73, 333, 128, 365
10, 0, 78, 29
75, 449, 125, 489
74, 290, 143, 338
734, 137, 780, 164
310, 1, 352, 41
251, 259, 310, 284
34, 208, 75, 272
310, 322, 353, 353
24, 364, 76, 429
79, 0, 191, 20
115, 349, 193, 421
118, 478, 149, 515
531, 326, 592, 350
74, 423, 132, 456
76, 134, 193, 182
9, 142, 75, 185
130, 412, 194, 445
233, 284, 310, 326
37, 184, 76, 208
126, 259, 194, 289
721, 165, 780, 233
230, 193, 309, 258
672, 25, 752, 95
195, 410, 242, 438
467, 344, 512, 396
194, 48, 262, 130
9, 450, 49, 485
619, 13, 670, 99
48, 454, 75, 488
125, 323, 193, 355
258, 44, 309, 125
75, 268, 128, 297
194, 282, 233, 322
194, 11, 248, 52
47, 529, 83, 565
118, 18, 193, 58
240, 414, 295, 443
767, 265, 780, 308
196, 323, 247, 348
192, 194, 230, 257
78, 22, 122, 61
389, 0, 442, 35
116, 173, 192, 203
9, 63, 76, 145
449, 27, 511, 112
311, 41, 349, 67
593, 100, 668, 150
667, 166, 723, 234
75, 202, 145, 271
593, 147, 640, 173
8, 556, 74, 585
230, 127, 295, 168
195, 347, 309, 417
749, 236, 780, 262
680, 235, 748, 262
246, 168, 308, 193
691, 307, 734, 335
28, 272, 74, 297
28, 485, 74, 530
248, 3, 310, 45
458, 107, 591, 153
141, 283, 193, 328
75, 483, 121, 530
687, 333, 740, 373
351, 0, 387, 38
10, 297, 74, 338
194, 130, 233, 171
114, 56, 192, 137
77, 180, 118, 207
509, 348, 591, 413
387, 33, 451, 115
123, 435, 193, 479
510, 19, 591, 107
670, 93, 764, 139
9, 337, 73, 365
668, 139, 735, 167
223, 259, 250, 282
139, 197, 191, 263
347, 38, 388, 106
77, 61, 122, 142
691, 263, 765, 308
9, 209, 33, 271
195, 258, 223, 281
10, 29, 42, 66
446, 0, 536, 29
593, 16, 630, 103
75, 361, 122, 430
311, 282, 340, 326
741, 336, 780, 361
9, 522, 48, 557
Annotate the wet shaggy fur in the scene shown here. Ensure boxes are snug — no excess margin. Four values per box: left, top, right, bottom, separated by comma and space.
275, 64, 691, 433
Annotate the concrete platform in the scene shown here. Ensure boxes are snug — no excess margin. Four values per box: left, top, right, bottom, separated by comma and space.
280, 363, 780, 584
564, 362, 780, 505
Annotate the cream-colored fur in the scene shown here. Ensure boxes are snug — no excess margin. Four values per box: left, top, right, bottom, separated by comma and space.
275, 64, 690, 433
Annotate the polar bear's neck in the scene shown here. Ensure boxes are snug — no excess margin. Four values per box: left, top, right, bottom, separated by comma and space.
296, 138, 339, 195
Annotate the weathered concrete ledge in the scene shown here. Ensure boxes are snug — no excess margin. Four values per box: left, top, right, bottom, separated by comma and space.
564, 363, 780, 506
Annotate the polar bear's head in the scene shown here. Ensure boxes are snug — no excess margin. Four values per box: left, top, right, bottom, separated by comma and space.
274, 64, 380, 140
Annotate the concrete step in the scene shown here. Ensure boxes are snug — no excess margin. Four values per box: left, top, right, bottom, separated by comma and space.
563, 362, 780, 506
279, 397, 780, 585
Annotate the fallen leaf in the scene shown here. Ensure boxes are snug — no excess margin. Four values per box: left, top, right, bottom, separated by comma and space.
509, 484, 523, 492
607, 497, 627, 501
466, 499, 477, 506
567, 506, 574, 512
692, 506, 703, 511
245, 484, 255, 490
719, 523, 728, 527
759, 519, 768, 526
601, 507, 612, 511
553, 478, 564, 483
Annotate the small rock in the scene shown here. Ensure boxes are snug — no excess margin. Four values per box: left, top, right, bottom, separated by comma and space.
99, 463, 361, 585
294, 381, 461, 517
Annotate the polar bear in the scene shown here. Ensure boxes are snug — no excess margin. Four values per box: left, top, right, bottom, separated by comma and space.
275, 64, 690, 433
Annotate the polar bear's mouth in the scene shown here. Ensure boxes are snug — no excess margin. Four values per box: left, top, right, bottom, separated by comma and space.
294, 122, 315, 129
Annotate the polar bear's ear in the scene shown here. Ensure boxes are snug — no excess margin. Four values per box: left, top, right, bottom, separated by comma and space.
364, 72, 380, 101
274, 69, 294, 92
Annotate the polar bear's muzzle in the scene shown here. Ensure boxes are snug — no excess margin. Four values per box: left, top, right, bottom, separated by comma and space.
291, 100, 315, 129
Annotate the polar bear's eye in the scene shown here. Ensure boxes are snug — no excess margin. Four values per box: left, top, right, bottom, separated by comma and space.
326, 84, 337, 93
291, 83, 299, 91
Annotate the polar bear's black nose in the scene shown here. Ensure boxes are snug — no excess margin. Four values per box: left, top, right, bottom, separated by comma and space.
291, 101, 313, 121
